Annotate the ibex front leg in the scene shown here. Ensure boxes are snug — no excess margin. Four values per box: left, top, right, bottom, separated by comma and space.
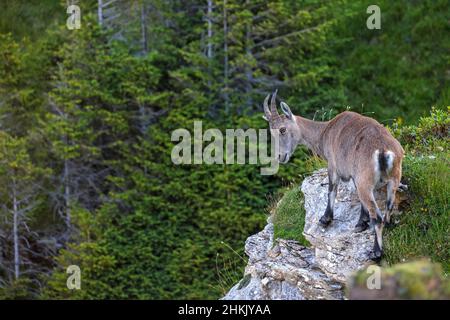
319, 169, 338, 228
354, 204, 370, 232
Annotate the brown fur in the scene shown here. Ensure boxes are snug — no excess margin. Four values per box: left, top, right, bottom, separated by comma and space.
305, 111, 404, 221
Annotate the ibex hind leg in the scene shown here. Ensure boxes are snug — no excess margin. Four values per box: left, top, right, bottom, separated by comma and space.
354, 204, 370, 233
384, 179, 399, 228
369, 205, 384, 261
356, 182, 384, 261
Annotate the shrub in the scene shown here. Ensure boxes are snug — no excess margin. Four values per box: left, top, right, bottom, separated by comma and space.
384, 153, 449, 274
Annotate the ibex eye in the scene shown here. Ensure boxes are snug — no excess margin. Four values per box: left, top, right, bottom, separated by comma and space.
279, 127, 286, 135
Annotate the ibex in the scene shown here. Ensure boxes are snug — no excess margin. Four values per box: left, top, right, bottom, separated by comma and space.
263, 91, 404, 260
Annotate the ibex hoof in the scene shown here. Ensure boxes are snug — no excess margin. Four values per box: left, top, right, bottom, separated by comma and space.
369, 250, 383, 262
354, 221, 369, 233
383, 214, 394, 228
318, 215, 332, 228
383, 220, 394, 229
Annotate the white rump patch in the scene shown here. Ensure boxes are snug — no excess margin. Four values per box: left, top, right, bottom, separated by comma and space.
373, 149, 380, 183
385, 150, 395, 172
373, 149, 395, 173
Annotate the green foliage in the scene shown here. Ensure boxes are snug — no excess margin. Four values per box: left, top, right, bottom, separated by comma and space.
0, 131, 52, 293
0, 277, 37, 300
350, 260, 450, 299
333, 0, 450, 122
0, 34, 46, 136
0, 0, 63, 40
391, 107, 450, 154
43, 241, 118, 299
384, 108, 449, 273
384, 153, 449, 273
0, 1, 448, 300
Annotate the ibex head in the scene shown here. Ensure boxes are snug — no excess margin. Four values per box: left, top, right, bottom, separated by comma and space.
262, 90, 300, 163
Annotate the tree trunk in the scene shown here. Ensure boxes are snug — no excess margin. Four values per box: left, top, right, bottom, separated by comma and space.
141, 1, 148, 54
223, 0, 229, 113
207, 0, 213, 59
98, 0, 103, 26
206, 0, 213, 92
12, 182, 19, 279
244, 0, 253, 110
138, 102, 147, 136
64, 159, 71, 229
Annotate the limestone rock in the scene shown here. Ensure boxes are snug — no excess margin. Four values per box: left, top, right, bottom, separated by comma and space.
222, 168, 405, 300
301, 169, 405, 283
302, 169, 375, 283
222, 218, 345, 300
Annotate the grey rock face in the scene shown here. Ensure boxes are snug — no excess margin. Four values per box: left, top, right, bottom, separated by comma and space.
223, 168, 399, 300
222, 219, 344, 300
302, 169, 374, 283
302, 169, 393, 283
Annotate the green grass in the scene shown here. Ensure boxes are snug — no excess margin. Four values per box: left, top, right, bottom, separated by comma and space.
271, 152, 449, 275
384, 153, 450, 274
272, 155, 324, 246
214, 241, 248, 296
350, 259, 450, 299
272, 187, 310, 247
272, 154, 449, 273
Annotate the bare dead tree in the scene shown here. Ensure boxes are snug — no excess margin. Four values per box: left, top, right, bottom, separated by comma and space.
141, 1, 148, 53
98, 0, 103, 25
223, 0, 229, 113
207, 0, 213, 59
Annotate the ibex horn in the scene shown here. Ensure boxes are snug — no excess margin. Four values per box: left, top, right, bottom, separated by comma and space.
270, 89, 279, 117
263, 93, 271, 119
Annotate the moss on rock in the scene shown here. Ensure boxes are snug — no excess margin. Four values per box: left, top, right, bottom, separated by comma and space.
348, 260, 450, 300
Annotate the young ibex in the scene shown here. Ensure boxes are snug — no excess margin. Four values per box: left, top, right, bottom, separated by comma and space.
263, 91, 404, 260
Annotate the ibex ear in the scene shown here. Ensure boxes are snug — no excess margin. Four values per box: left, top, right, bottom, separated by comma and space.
280, 102, 294, 120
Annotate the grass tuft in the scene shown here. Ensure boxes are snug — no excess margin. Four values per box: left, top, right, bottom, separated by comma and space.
384, 153, 449, 274
214, 243, 248, 296
272, 187, 310, 246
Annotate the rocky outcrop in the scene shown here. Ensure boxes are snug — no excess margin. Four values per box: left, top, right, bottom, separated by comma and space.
302, 169, 404, 283
302, 169, 374, 283
222, 219, 345, 300
348, 260, 450, 300
223, 169, 404, 300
